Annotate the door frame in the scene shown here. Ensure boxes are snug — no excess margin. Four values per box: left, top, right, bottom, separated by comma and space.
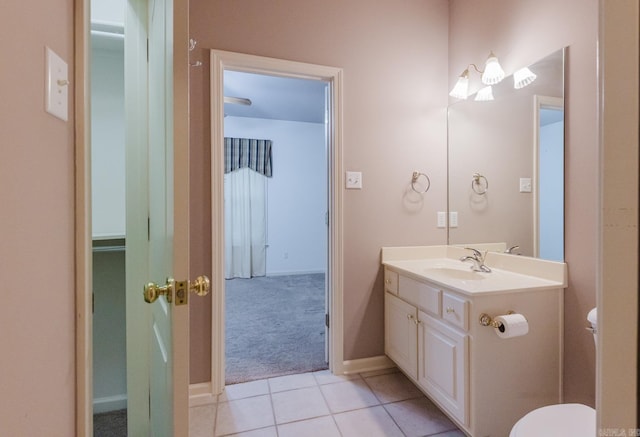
74, 0, 191, 433
207, 50, 345, 395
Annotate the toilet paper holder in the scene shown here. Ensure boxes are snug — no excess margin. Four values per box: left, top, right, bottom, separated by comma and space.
479, 311, 515, 331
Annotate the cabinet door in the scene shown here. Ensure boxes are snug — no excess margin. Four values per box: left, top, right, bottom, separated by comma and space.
385, 293, 418, 379
417, 311, 468, 425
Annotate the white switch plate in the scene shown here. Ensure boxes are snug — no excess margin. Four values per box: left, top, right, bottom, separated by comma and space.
449, 211, 458, 228
45, 47, 69, 121
345, 171, 362, 189
437, 211, 446, 228
519, 177, 532, 193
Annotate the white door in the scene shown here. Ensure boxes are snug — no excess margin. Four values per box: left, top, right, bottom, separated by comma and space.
125, 0, 195, 435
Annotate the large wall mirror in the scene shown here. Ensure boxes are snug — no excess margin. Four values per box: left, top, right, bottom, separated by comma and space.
447, 48, 565, 261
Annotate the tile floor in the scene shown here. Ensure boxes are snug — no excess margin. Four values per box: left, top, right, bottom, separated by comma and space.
190, 368, 466, 437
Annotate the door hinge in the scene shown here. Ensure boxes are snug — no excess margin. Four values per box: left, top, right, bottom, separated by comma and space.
147, 216, 150, 241
325, 313, 330, 328
146, 38, 149, 63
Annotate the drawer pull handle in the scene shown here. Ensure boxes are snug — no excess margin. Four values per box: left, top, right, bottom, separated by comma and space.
446, 307, 455, 314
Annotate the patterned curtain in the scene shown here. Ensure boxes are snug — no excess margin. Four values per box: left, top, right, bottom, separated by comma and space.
224, 137, 273, 177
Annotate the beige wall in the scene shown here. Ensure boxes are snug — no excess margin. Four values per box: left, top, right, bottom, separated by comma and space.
449, 0, 599, 405
0, 1, 76, 435
188, 0, 451, 383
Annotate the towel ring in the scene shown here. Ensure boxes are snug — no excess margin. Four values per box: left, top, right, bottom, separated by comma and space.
472, 173, 488, 195
411, 171, 431, 194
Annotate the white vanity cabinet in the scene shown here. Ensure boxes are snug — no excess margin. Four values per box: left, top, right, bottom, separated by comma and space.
384, 292, 418, 379
383, 263, 564, 437
418, 309, 468, 424
385, 273, 469, 424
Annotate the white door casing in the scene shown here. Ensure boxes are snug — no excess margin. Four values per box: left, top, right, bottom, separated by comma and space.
209, 50, 345, 394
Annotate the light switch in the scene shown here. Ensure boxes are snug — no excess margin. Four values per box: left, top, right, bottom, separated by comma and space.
437, 211, 446, 228
449, 211, 458, 228
345, 171, 362, 189
519, 178, 532, 193
45, 47, 69, 121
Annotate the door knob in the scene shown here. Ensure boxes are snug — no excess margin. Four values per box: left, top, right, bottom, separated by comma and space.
190, 275, 210, 296
144, 278, 174, 304
143, 275, 211, 305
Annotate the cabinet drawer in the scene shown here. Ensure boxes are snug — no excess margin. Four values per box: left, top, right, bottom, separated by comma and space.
442, 292, 469, 331
399, 276, 441, 316
384, 268, 399, 295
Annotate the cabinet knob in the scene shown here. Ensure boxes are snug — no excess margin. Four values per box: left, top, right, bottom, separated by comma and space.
407, 314, 421, 325
385, 279, 391, 284
446, 307, 455, 314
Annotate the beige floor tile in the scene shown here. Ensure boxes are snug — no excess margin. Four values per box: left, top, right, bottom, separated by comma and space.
226, 426, 278, 437
277, 415, 341, 437
384, 397, 460, 437
268, 372, 317, 393
215, 395, 274, 436
333, 405, 404, 437
190, 404, 216, 437
219, 379, 270, 402
429, 430, 467, 437
365, 371, 424, 404
271, 386, 330, 424
320, 378, 380, 413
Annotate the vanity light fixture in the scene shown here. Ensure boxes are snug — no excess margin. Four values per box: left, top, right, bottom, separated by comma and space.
449, 68, 470, 99
481, 51, 505, 85
513, 67, 537, 89
449, 51, 505, 99
224, 96, 252, 106
474, 86, 494, 101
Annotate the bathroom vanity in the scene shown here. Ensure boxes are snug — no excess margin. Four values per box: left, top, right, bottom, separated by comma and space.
382, 245, 567, 437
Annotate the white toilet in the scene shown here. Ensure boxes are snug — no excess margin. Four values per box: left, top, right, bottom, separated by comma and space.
509, 308, 597, 436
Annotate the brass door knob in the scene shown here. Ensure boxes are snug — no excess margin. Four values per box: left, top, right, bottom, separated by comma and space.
190, 275, 211, 297
143, 278, 174, 303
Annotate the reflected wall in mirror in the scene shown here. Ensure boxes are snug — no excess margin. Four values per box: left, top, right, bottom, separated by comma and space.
447, 48, 565, 260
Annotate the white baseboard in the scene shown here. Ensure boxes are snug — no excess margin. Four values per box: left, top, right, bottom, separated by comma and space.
93, 394, 127, 414
188, 355, 395, 406
189, 382, 217, 407
342, 355, 395, 375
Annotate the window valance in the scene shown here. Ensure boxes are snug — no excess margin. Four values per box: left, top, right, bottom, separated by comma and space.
224, 137, 273, 177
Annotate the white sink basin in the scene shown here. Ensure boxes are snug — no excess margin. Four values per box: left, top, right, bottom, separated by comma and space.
384, 257, 564, 295
423, 267, 486, 281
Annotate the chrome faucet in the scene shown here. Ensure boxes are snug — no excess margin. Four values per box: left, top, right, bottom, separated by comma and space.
460, 247, 492, 273
504, 245, 520, 255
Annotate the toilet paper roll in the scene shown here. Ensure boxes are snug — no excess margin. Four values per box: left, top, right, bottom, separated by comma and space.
494, 313, 529, 339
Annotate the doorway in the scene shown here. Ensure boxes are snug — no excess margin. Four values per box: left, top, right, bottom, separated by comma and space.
209, 50, 345, 395
222, 70, 329, 384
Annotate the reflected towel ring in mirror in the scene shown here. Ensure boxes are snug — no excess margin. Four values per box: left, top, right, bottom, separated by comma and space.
411, 171, 431, 194
472, 173, 488, 195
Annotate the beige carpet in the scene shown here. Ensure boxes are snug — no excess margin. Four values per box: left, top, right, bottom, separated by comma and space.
225, 273, 328, 385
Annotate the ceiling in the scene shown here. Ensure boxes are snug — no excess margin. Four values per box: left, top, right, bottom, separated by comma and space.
223, 70, 328, 124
